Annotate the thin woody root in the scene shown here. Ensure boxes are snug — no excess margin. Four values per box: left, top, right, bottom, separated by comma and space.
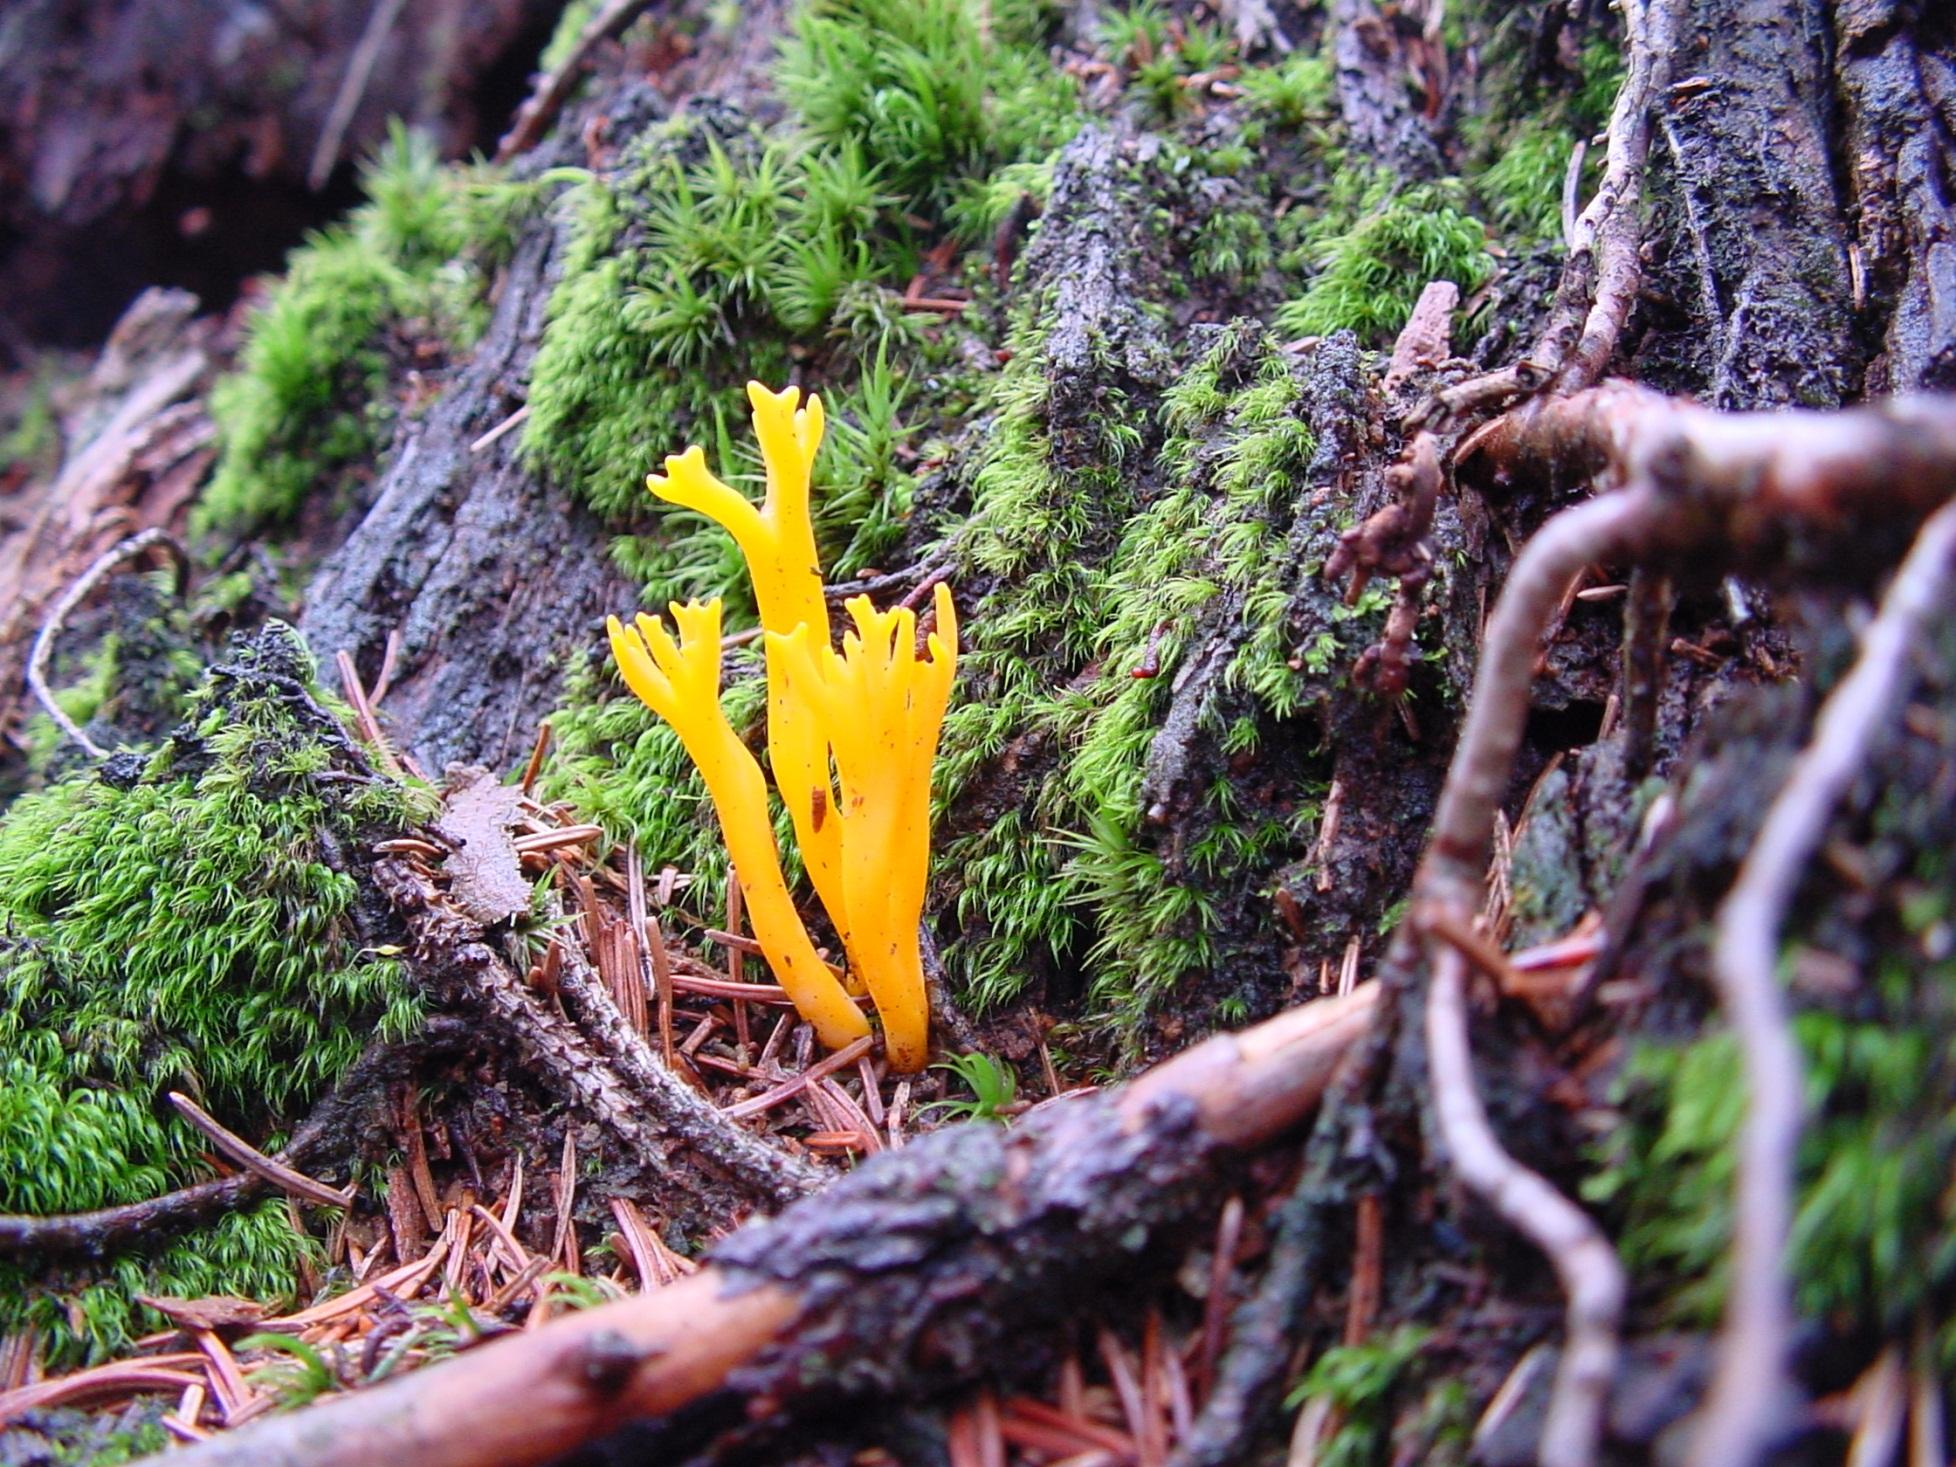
1415, 0, 1685, 430
1689, 496, 1956, 1467
1410, 390, 1956, 1465
28, 527, 189, 759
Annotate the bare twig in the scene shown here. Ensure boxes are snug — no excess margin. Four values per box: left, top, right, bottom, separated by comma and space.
165, 1094, 355, 1210
468, 404, 531, 455
1689, 497, 1956, 1467
27, 527, 188, 758
374, 858, 818, 1226
307, 0, 408, 190
545, 895, 825, 1205
496, 0, 659, 162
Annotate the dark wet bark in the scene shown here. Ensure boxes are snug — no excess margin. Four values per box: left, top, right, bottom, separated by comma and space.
1638, 0, 1858, 408
0, 0, 561, 355
295, 165, 639, 775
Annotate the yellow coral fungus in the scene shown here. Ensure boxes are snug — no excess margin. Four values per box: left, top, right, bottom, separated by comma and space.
767, 584, 958, 1072
611, 381, 959, 1070
648, 385, 853, 982
605, 598, 870, 1053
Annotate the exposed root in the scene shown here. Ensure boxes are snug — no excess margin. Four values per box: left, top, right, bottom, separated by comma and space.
1619, 567, 1672, 778
1415, 0, 1686, 429
1409, 389, 1956, 1462
1690, 497, 1956, 1467
1539, 0, 1684, 393
1456, 385, 1956, 551
1423, 945, 1624, 1467
1419, 489, 1665, 910
27, 527, 188, 759
1412, 489, 1658, 1467
1331, 432, 1443, 695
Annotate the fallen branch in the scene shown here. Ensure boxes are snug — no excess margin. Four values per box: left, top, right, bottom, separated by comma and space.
375, 856, 821, 1224
139, 987, 1378, 1467
0, 1032, 433, 1260
1689, 496, 1956, 1467
545, 916, 826, 1200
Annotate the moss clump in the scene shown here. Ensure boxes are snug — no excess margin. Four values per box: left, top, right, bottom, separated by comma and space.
1237, 51, 1335, 133
1275, 169, 1494, 343
193, 126, 540, 538
521, 119, 933, 605
0, 625, 425, 1363
1587, 1004, 1956, 1342
1093, 1, 1237, 124
1284, 1326, 1432, 1467
7, 1407, 172, 1466
523, 0, 1083, 601
0, 356, 67, 485
1459, 6, 1624, 246
781, 0, 1079, 213
17, 573, 214, 791
1472, 119, 1578, 243
938, 322, 1363, 1031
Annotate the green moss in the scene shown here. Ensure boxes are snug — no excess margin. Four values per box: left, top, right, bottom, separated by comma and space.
1458, 6, 1621, 250
781, 0, 1079, 212
1237, 52, 1334, 130
0, 626, 425, 1363
1586, 1001, 1956, 1333
1284, 1326, 1431, 1467
937, 322, 1351, 1030
537, 0, 600, 72
521, 118, 936, 607
1572, 36, 1627, 133
1473, 119, 1575, 244
14, 1408, 172, 1467
0, 357, 65, 482
523, 0, 1084, 601
1276, 170, 1494, 343
193, 126, 542, 538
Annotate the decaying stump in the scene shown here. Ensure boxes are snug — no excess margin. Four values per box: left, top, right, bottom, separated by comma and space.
4, 0, 1956, 1465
